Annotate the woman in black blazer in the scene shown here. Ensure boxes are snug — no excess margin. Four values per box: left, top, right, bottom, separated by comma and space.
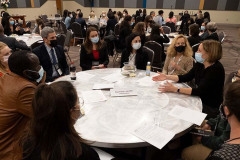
80, 27, 109, 71
121, 33, 148, 70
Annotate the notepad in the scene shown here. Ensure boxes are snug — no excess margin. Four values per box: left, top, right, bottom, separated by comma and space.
168, 105, 207, 126
132, 123, 175, 149
101, 73, 125, 83
76, 72, 95, 81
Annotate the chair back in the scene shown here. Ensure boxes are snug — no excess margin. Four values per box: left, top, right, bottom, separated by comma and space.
64, 30, 73, 47
60, 21, 67, 34
26, 21, 31, 28
31, 40, 44, 51
114, 23, 120, 36
218, 32, 225, 43
162, 26, 171, 34
71, 22, 83, 37
142, 46, 154, 65
166, 22, 176, 32
56, 34, 66, 47
144, 41, 163, 68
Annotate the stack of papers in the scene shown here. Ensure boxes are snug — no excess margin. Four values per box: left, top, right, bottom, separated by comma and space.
110, 88, 138, 97
81, 90, 107, 103
101, 73, 125, 83
168, 105, 207, 126
92, 83, 114, 90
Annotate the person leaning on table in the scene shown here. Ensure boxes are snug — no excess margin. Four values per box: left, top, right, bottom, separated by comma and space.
152, 40, 225, 119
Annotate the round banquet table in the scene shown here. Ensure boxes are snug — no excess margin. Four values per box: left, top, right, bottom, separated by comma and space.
56, 68, 202, 148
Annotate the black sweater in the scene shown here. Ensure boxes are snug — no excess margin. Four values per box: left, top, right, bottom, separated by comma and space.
178, 61, 225, 109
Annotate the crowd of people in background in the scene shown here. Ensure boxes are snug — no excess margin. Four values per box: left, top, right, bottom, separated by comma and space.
0, 7, 240, 160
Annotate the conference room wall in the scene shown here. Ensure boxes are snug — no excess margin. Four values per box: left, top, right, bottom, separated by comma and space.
4, 0, 57, 21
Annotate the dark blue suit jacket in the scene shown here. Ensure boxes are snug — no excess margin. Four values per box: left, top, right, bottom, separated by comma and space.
32, 44, 69, 82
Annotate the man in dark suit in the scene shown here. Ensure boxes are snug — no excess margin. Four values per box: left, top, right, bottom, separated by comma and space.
32, 27, 69, 82
0, 24, 29, 51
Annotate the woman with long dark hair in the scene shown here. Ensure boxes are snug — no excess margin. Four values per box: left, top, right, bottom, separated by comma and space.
22, 81, 100, 160
80, 27, 109, 70
120, 33, 148, 70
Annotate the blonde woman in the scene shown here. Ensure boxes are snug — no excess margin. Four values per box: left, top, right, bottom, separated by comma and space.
0, 42, 11, 77
162, 35, 193, 75
88, 11, 99, 25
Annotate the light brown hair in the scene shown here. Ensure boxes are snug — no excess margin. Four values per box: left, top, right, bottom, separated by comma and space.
0, 42, 8, 74
132, 22, 145, 35
202, 40, 222, 63
167, 35, 193, 57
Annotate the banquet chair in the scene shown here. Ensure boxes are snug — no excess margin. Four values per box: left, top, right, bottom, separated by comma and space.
71, 22, 84, 46
56, 34, 66, 48
30, 40, 44, 51
60, 21, 67, 34
218, 32, 225, 43
144, 41, 163, 72
162, 26, 171, 34
192, 43, 200, 58
143, 46, 154, 65
64, 30, 73, 62
166, 22, 176, 32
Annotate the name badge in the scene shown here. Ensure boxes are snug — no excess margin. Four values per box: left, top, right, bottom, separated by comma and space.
57, 68, 62, 75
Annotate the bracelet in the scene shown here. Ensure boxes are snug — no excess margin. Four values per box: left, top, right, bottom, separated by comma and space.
177, 88, 180, 93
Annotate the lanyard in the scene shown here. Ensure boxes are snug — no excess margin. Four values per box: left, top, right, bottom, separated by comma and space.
169, 55, 183, 75
225, 137, 240, 143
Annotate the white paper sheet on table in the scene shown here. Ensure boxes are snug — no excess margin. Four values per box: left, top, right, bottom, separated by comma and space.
168, 105, 207, 126
132, 123, 175, 149
110, 88, 137, 97
101, 73, 125, 83
93, 83, 114, 90
76, 72, 95, 81
82, 90, 107, 103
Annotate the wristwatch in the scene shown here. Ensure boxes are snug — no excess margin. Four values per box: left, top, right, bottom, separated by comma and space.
177, 88, 180, 93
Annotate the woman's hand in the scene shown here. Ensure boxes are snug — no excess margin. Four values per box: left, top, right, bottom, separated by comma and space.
158, 81, 178, 93
152, 72, 167, 81
98, 64, 104, 68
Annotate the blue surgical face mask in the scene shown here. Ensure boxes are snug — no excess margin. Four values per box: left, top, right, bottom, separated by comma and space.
201, 26, 205, 31
91, 36, 99, 44
36, 66, 44, 83
131, 22, 134, 26
195, 52, 205, 63
10, 21, 14, 25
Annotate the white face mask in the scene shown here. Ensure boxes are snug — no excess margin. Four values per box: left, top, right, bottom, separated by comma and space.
102, 14, 106, 17
132, 43, 141, 50
123, 14, 126, 17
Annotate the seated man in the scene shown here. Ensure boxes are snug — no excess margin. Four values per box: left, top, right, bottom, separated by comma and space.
0, 50, 45, 160
0, 24, 29, 51
32, 27, 69, 82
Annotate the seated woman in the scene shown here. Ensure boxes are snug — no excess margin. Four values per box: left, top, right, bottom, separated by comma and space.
206, 81, 240, 160
195, 13, 204, 28
119, 15, 132, 48
32, 18, 45, 35
153, 40, 225, 119
99, 11, 108, 38
88, 11, 99, 26
120, 33, 148, 70
188, 24, 203, 47
146, 24, 170, 62
22, 81, 100, 160
162, 35, 193, 75
132, 22, 146, 46
202, 22, 219, 41
144, 15, 154, 33
0, 42, 11, 77
80, 27, 109, 71
64, 11, 72, 29
165, 11, 177, 25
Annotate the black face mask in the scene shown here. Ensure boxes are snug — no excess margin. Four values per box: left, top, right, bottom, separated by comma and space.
175, 45, 186, 53
50, 40, 58, 47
